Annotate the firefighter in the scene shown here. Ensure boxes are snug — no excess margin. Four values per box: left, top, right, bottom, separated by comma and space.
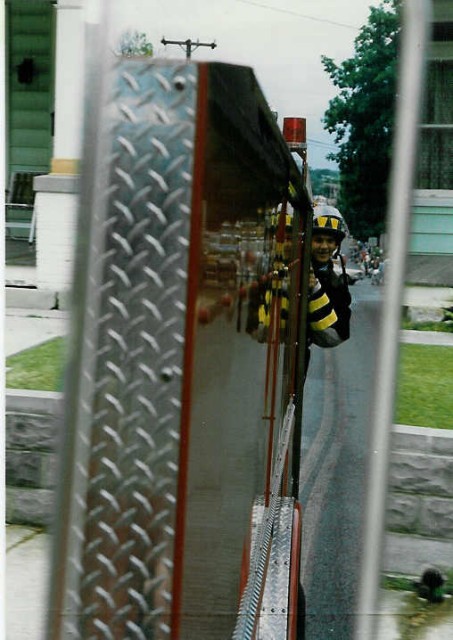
307, 205, 351, 349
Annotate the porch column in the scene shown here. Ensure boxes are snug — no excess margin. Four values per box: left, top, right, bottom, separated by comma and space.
34, 0, 84, 298
52, 0, 84, 173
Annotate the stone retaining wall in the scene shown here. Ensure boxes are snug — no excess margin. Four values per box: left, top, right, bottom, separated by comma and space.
6, 392, 453, 557
6, 389, 63, 526
387, 425, 453, 541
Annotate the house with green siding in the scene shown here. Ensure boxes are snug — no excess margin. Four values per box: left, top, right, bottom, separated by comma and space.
6, 0, 54, 175
406, 0, 453, 286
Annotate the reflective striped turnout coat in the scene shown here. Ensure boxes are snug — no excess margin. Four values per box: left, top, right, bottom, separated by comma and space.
308, 260, 351, 348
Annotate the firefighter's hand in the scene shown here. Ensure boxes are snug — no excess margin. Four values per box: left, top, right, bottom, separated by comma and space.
309, 266, 317, 291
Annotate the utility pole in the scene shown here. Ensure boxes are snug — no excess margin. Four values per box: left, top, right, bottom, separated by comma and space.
161, 37, 217, 60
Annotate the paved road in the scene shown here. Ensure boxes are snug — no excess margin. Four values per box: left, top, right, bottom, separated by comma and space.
300, 278, 382, 640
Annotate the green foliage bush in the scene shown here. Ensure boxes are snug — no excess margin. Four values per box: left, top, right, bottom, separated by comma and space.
116, 30, 153, 57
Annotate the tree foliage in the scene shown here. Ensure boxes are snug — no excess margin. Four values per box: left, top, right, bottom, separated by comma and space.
322, 0, 401, 239
116, 30, 154, 58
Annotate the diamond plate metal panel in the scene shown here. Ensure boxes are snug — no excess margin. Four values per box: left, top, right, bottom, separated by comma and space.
257, 498, 294, 640
51, 59, 198, 639
242, 497, 295, 640
233, 403, 295, 640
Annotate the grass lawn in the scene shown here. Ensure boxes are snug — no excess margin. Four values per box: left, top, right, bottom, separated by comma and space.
395, 343, 453, 430
6, 337, 66, 392
5, 336, 453, 431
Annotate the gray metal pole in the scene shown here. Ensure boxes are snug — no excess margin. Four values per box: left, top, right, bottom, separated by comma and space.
354, 1, 431, 638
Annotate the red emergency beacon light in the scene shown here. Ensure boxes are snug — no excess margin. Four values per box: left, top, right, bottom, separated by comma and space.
283, 117, 307, 151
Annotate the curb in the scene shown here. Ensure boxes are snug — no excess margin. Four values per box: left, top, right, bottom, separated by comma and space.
5, 287, 72, 311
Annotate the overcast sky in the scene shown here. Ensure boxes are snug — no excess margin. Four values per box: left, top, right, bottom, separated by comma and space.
107, 0, 383, 169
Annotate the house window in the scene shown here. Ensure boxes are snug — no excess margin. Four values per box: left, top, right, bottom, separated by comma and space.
416, 60, 453, 189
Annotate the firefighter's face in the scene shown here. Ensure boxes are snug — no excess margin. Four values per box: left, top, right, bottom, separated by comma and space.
311, 233, 337, 263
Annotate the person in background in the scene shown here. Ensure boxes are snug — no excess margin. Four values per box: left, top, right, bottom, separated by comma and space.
307, 206, 351, 349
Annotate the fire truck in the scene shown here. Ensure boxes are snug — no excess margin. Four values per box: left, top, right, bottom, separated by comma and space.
46, 55, 313, 639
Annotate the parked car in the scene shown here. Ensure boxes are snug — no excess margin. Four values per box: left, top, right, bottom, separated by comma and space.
332, 258, 364, 285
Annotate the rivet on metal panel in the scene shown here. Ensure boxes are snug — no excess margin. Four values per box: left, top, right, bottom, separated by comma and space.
173, 76, 186, 91
160, 368, 173, 382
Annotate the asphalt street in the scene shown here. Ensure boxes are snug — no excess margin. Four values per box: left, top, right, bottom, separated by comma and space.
300, 277, 382, 640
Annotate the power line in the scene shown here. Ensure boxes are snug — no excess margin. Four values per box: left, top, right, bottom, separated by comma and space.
307, 138, 338, 150
236, 0, 359, 31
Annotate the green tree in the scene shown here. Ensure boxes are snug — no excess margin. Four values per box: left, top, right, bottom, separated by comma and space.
322, 0, 401, 239
116, 30, 154, 57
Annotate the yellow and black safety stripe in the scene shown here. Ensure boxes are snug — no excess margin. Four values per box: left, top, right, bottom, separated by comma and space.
270, 213, 279, 233
308, 287, 338, 332
310, 309, 338, 332
315, 215, 341, 231
258, 302, 270, 328
285, 214, 292, 233
257, 200, 296, 340
280, 281, 289, 331
309, 292, 330, 313
257, 269, 290, 337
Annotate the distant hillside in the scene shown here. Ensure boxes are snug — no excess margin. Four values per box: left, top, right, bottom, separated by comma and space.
309, 168, 339, 199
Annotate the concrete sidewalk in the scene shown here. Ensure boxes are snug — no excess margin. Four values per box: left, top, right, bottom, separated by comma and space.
375, 589, 453, 639
3, 281, 452, 357
401, 328, 453, 346
5, 307, 69, 357
6, 526, 51, 640
4, 304, 453, 359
